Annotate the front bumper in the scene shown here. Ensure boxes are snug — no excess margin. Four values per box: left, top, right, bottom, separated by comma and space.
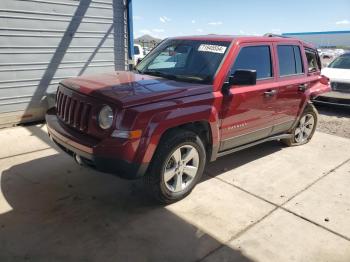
312, 91, 350, 107
46, 108, 147, 179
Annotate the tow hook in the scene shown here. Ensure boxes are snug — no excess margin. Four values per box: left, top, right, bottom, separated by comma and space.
74, 154, 85, 166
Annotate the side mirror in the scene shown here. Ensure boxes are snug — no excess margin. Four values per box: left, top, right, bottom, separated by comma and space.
229, 70, 257, 86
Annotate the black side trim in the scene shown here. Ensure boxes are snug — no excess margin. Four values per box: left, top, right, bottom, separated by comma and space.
217, 133, 293, 158
219, 126, 272, 151
271, 120, 295, 136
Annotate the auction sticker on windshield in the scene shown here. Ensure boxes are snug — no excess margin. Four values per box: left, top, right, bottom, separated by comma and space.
198, 44, 227, 54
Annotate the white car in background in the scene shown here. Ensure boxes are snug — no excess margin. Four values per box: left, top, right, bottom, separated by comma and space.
143, 47, 151, 55
314, 53, 350, 106
133, 44, 145, 65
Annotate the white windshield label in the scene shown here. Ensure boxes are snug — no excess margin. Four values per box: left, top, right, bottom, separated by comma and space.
198, 44, 227, 54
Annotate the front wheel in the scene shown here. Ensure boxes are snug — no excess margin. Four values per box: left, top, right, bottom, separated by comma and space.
282, 104, 318, 146
144, 130, 206, 204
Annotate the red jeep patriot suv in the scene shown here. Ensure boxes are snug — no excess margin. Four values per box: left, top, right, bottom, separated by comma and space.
46, 35, 330, 203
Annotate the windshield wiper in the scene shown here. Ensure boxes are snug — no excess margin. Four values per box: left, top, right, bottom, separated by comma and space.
142, 70, 177, 80
174, 75, 209, 83
142, 71, 210, 83
133, 68, 142, 74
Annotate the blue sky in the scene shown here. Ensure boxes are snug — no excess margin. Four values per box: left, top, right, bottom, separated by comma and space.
132, 0, 350, 38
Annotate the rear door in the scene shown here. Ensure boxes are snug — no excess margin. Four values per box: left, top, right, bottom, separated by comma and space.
270, 43, 308, 135
219, 43, 279, 151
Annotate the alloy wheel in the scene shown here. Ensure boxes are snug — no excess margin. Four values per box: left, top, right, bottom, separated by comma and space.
294, 113, 315, 143
163, 145, 200, 193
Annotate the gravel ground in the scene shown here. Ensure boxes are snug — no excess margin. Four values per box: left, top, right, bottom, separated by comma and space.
317, 56, 350, 139
315, 104, 350, 139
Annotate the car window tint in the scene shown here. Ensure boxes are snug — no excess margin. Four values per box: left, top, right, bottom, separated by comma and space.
277, 45, 304, 76
231, 46, 272, 79
278, 46, 295, 76
134, 46, 140, 55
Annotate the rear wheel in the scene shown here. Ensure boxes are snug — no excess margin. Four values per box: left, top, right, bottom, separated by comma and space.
282, 104, 318, 146
144, 130, 206, 204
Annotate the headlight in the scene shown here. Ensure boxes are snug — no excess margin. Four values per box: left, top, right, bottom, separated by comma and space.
98, 105, 114, 129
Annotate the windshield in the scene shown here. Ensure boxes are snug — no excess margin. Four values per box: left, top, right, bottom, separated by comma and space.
136, 39, 231, 83
328, 55, 350, 69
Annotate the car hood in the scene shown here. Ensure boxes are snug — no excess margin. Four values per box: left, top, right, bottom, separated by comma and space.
321, 68, 350, 84
61, 71, 213, 108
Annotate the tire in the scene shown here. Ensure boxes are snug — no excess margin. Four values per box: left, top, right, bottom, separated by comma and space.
282, 103, 318, 146
144, 129, 206, 204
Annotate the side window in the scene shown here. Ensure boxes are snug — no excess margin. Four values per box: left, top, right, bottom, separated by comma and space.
277, 45, 304, 76
231, 46, 272, 80
305, 48, 321, 72
134, 46, 140, 55
293, 46, 303, 74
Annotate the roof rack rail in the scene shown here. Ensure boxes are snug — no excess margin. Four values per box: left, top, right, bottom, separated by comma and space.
263, 33, 290, 38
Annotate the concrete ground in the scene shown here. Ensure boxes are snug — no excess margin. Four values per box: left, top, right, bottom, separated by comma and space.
0, 124, 350, 262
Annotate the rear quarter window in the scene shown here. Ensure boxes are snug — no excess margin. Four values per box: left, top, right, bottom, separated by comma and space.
231, 45, 272, 80
305, 48, 321, 72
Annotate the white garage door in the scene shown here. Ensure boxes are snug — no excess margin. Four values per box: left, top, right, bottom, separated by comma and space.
0, 0, 131, 127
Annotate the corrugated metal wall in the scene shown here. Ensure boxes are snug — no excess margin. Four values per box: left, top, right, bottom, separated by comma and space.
283, 31, 350, 48
0, 0, 130, 127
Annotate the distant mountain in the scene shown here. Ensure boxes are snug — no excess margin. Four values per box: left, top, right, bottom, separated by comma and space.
134, 34, 162, 47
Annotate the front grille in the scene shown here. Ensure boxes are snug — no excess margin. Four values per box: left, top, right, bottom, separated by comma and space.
331, 82, 350, 93
56, 88, 92, 131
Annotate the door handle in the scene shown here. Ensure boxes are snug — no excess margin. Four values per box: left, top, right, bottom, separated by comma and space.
264, 89, 277, 97
299, 84, 309, 92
